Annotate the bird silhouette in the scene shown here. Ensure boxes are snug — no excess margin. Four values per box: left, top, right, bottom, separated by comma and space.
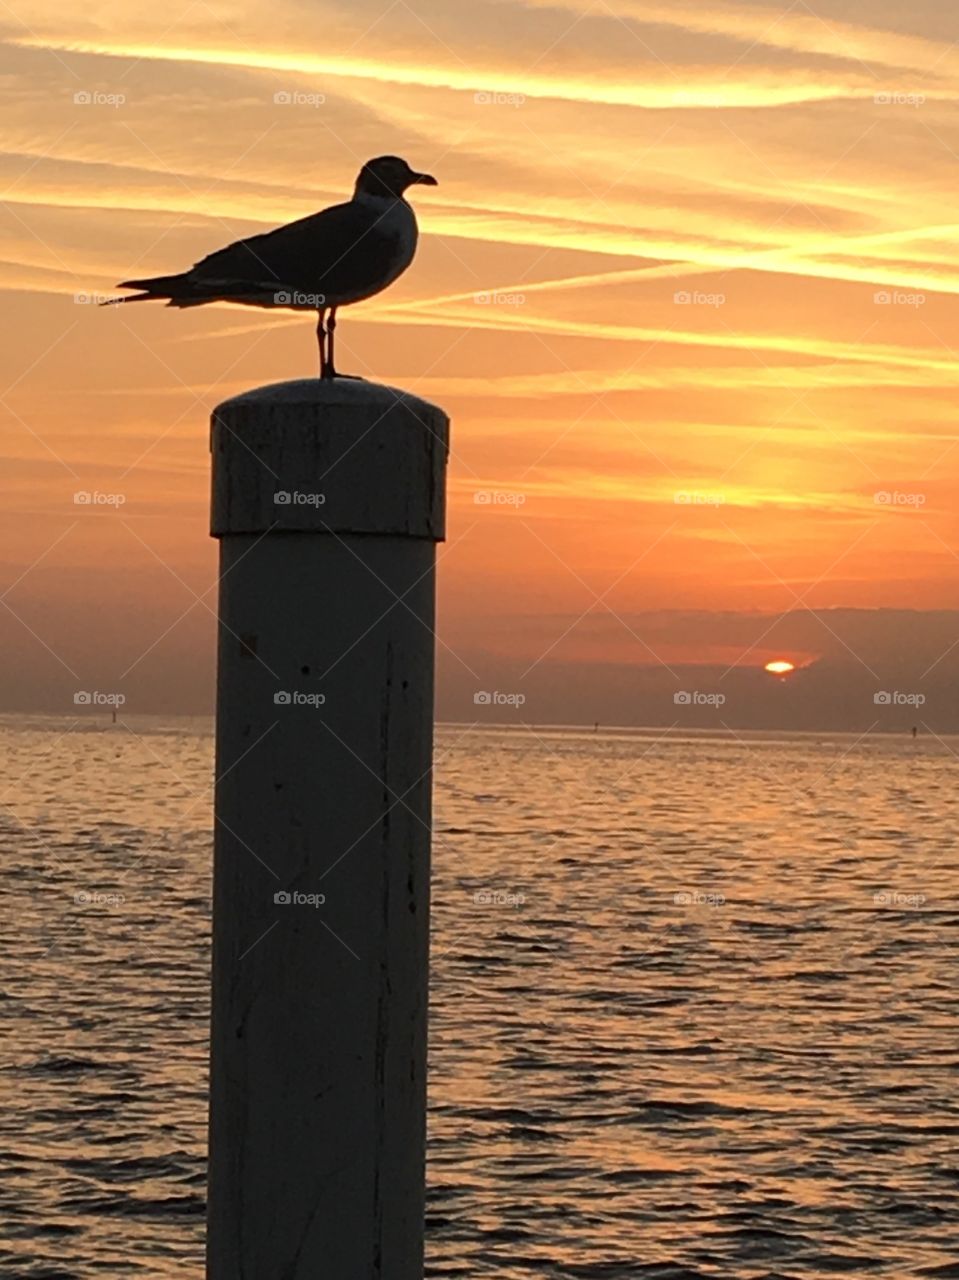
108, 156, 437, 379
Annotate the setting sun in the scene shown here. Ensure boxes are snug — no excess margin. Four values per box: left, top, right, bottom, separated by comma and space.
765, 661, 796, 675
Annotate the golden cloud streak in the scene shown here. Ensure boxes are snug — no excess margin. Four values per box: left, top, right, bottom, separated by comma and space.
13, 36, 890, 109
513, 0, 959, 80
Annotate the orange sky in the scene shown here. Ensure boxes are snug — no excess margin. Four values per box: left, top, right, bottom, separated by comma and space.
1, 0, 958, 723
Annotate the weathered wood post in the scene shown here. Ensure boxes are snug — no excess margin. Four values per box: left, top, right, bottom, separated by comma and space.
206, 379, 448, 1278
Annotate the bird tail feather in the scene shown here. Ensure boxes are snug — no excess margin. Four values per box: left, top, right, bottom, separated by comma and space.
101, 273, 283, 307
100, 273, 191, 305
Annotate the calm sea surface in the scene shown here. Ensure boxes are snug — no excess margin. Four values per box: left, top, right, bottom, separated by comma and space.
1, 716, 958, 1278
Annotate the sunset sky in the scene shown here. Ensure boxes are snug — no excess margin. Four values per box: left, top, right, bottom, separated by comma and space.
2, 0, 959, 727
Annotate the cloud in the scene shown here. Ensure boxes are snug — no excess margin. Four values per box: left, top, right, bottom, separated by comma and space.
513, 0, 959, 81
10, 32, 898, 110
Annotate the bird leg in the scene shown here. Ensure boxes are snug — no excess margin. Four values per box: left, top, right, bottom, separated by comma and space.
316, 307, 327, 378
323, 307, 339, 379
318, 306, 360, 380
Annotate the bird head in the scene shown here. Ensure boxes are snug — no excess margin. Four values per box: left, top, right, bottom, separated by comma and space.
355, 156, 438, 200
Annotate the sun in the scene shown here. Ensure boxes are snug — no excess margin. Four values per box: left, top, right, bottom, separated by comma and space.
765, 660, 795, 675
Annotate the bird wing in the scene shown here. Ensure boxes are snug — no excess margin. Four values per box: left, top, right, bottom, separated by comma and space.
186, 200, 404, 299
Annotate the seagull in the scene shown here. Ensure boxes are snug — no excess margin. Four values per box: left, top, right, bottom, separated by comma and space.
108, 155, 437, 379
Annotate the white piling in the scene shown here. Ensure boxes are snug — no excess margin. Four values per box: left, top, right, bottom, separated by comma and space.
206, 379, 449, 1279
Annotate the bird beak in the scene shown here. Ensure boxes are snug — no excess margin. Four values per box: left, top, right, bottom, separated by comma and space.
411, 172, 438, 186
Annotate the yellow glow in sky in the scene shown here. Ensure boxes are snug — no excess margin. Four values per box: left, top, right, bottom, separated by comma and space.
1, 0, 959, 716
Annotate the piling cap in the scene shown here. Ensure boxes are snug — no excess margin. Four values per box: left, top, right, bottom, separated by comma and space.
210, 379, 449, 539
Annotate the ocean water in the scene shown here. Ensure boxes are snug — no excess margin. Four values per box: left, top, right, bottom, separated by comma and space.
1, 716, 958, 1278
